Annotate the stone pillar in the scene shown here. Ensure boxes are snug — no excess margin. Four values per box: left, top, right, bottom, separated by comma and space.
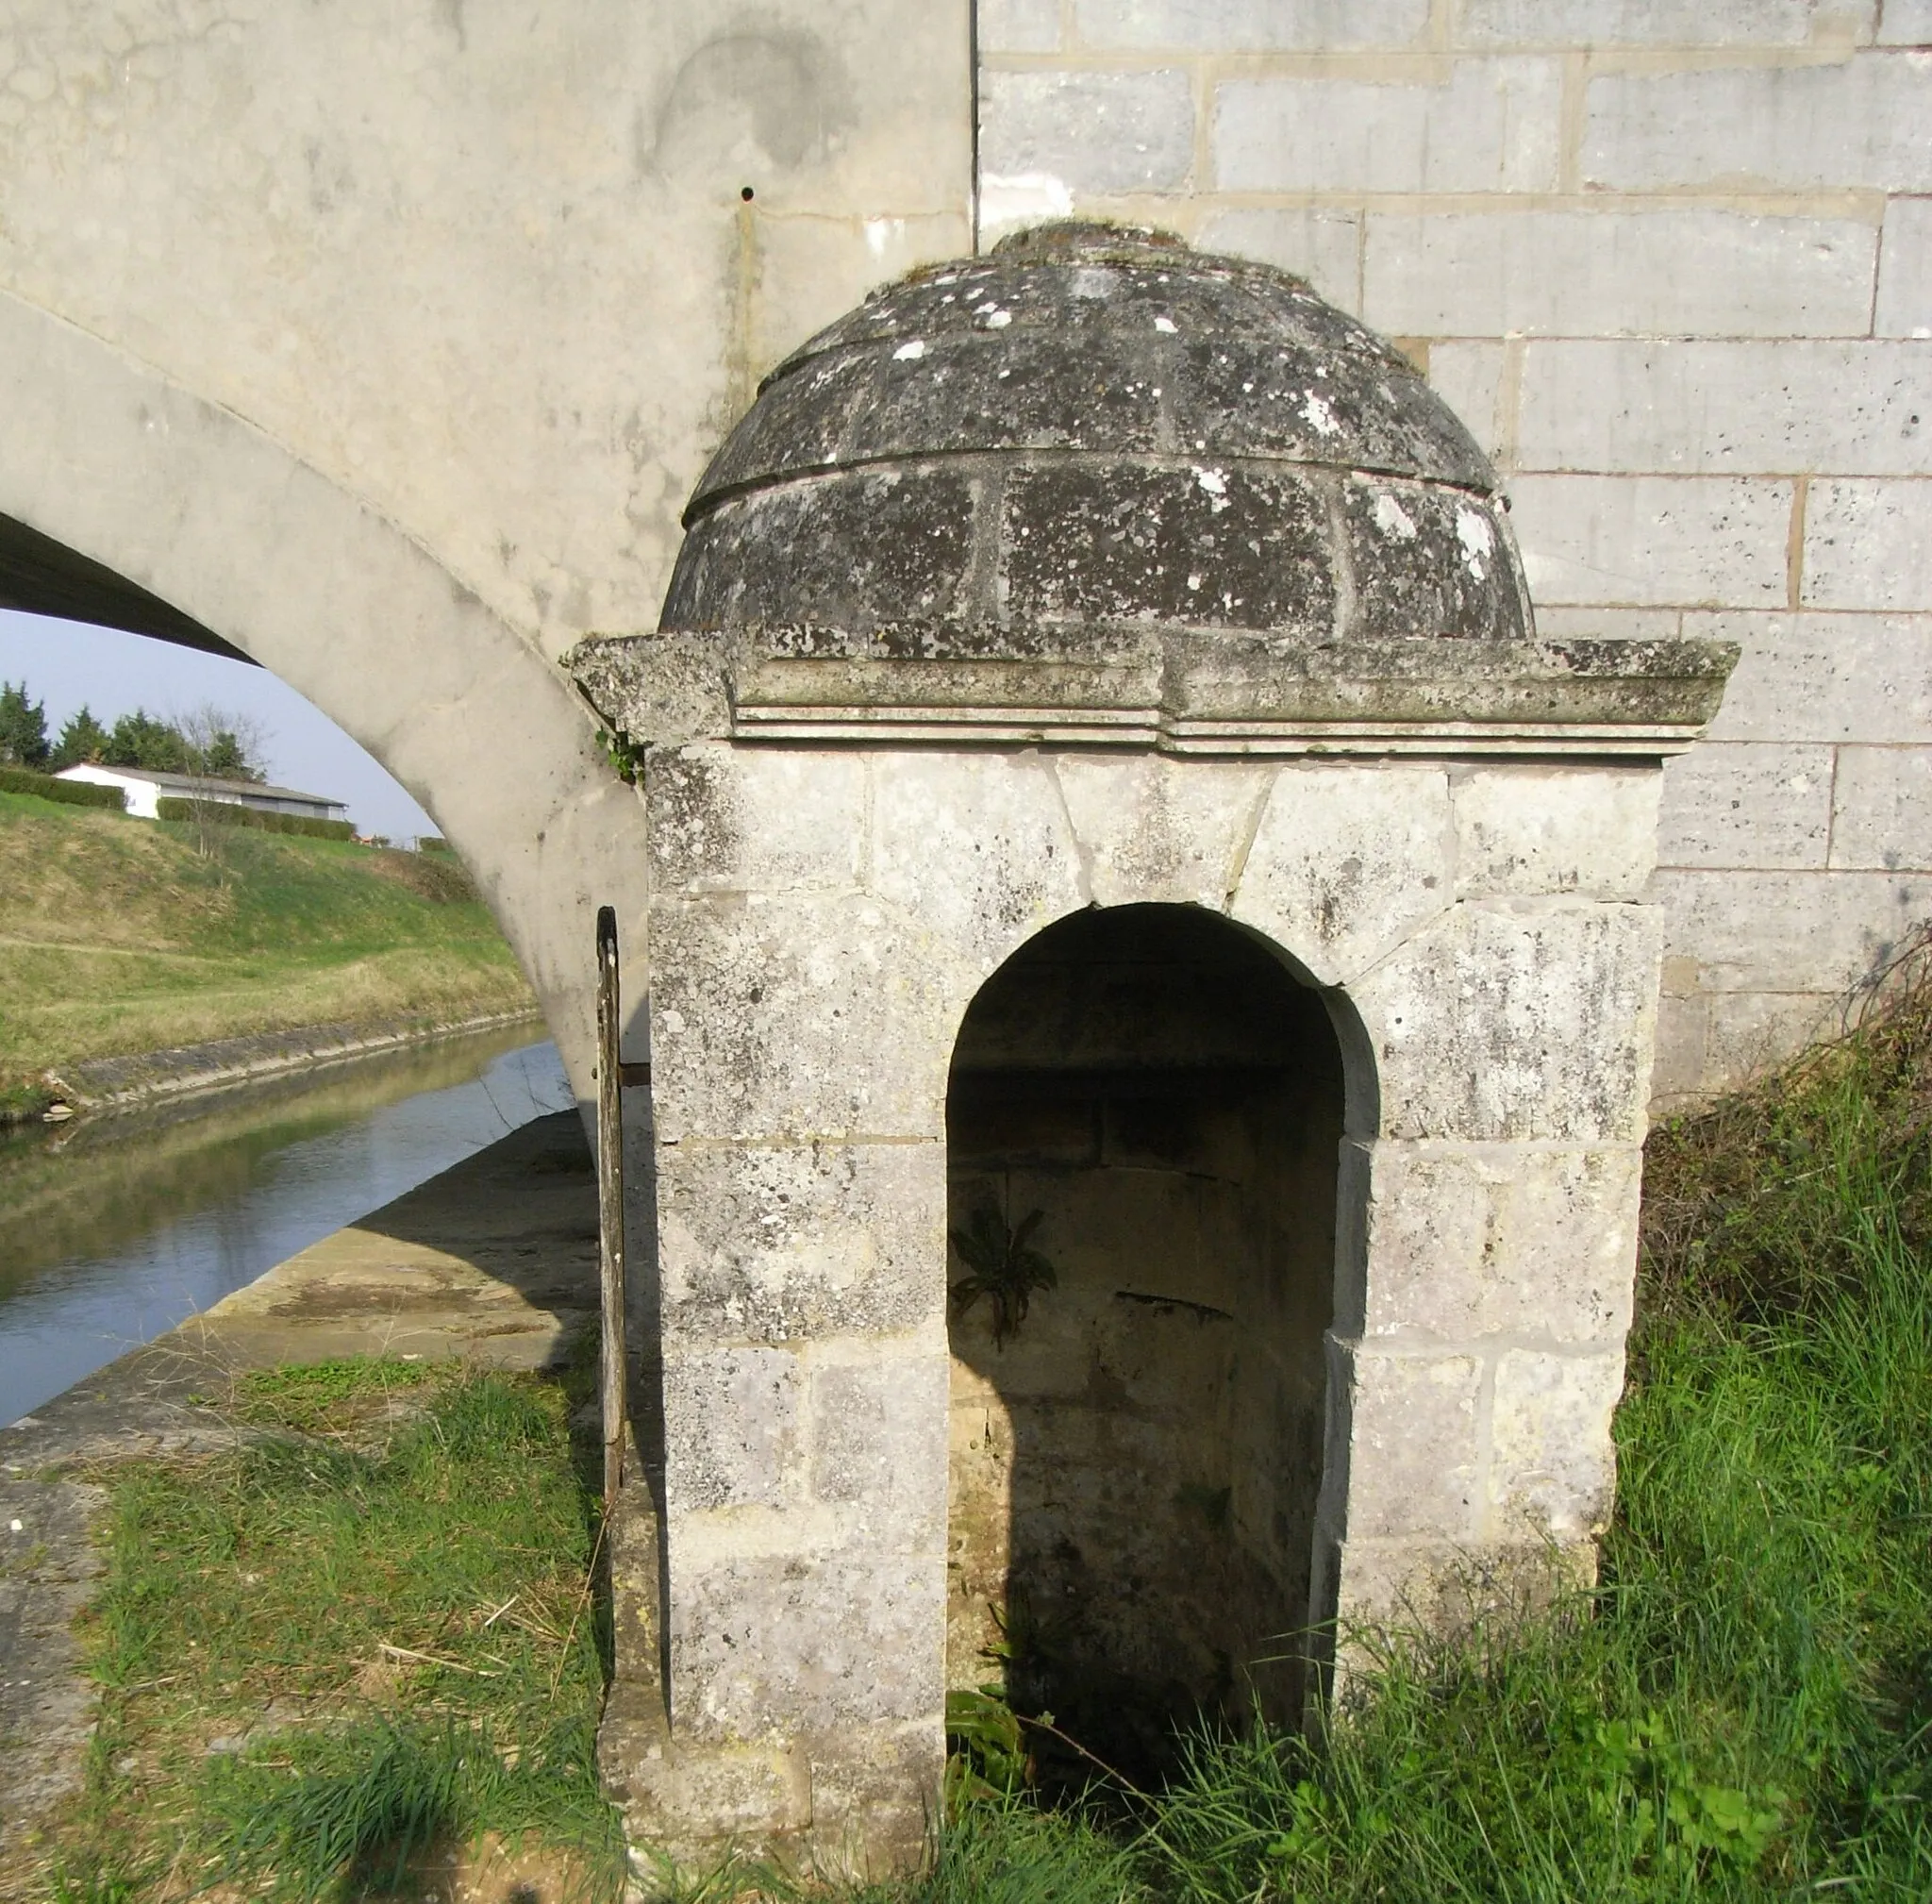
608, 743, 959, 1873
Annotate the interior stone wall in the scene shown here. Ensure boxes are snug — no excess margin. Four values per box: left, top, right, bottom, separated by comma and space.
974, 0, 1932, 1105
945, 905, 1342, 1769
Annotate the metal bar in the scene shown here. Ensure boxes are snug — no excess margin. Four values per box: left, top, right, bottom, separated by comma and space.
595, 904, 626, 1507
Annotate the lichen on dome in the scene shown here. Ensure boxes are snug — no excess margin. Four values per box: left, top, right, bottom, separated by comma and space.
660, 221, 1531, 648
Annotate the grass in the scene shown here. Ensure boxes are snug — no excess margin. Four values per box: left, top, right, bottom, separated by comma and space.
858, 957, 1932, 1902
38, 957, 1932, 1901
46, 1359, 626, 1902
0, 788, 533, 1084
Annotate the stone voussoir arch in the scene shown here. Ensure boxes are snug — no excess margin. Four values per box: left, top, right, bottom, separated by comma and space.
0, 286, 653, 1094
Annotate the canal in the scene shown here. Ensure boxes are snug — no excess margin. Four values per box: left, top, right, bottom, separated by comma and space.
0, 1026, 574, 1427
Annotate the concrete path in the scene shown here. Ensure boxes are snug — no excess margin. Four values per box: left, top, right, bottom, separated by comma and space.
0, 1108, 597, 1882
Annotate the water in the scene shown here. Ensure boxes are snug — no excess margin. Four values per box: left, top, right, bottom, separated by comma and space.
0, 1027, 575, 1427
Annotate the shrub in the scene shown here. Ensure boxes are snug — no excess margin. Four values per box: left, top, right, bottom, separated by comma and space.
0, 764, 127, 810
153, 795, 353, 840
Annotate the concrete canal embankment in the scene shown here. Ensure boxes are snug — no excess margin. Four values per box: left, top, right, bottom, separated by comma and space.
0, 1107, 600, 1875
37, 1006, 544, 1120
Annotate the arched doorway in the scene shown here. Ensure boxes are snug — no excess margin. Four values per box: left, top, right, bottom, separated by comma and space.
945, 902, 1346, 1778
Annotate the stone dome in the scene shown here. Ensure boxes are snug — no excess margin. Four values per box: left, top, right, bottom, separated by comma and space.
660, 221, 1532, 647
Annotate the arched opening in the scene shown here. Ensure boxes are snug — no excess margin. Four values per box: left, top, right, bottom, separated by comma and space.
946, 902, 1347, 1779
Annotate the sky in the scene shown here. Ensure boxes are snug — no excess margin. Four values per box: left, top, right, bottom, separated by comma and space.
0, 610, 437, 842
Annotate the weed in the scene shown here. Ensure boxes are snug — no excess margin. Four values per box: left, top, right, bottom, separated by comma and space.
948, 1207, 1057, 1349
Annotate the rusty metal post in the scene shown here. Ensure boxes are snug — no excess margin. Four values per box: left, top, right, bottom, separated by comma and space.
595, 905, 626, 1506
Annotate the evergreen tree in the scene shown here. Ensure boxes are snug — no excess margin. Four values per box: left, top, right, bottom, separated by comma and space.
197, 727, 263, 783
0, 679, 50, 769
51, 705, 109, 769
104, 710, 190, 773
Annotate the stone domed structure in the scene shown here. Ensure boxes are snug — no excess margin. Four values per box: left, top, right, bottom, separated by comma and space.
569, 226, 1734, 1878
662, 220, 1529, 650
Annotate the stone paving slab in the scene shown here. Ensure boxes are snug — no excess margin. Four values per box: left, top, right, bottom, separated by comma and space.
0, 1107, 598, 1879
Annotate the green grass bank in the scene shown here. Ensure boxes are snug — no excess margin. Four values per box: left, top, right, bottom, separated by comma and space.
0, 787, 535, 1105
37, 960, 1932, 1900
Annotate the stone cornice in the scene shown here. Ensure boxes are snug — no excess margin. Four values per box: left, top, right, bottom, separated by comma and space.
565, 624, 1739, 760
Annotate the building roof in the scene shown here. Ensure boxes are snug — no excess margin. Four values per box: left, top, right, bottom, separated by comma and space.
58, 764, 345, 809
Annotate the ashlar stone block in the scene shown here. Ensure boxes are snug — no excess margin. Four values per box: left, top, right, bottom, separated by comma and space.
1055, 755, 1272, 910
1197, 208, 1362, 315
1363, 209, 1876, 341
649, 744, 867, 894
1076, 0, 1429, 48
1231, 762, 1454, 985
1514, 341, 1932, 479
1351, 899, 1661, 1144
656, 1140, 945, 1344
1877, 197, 1932, 337
1328, 1344, 1483, 1542
663, 1345, 803, 1514
1804, 480, 1932, 610
1453, 765, 1658, 899
1488, 1349, 1625, 1543
1339, 1140, 1641, 1345
808, 1352, 950, 1552
1457, 0, 1833, 43
871, 751, 1086, 974
1583, 56, 1932, 192
1656, 742, 1835, 871
1829, 745, 1932, 870
669, 1552, 945, 1743
1214, 60, 1562, 194
979, 68, 1195, 198
649, 894, 963, 1143
1691, 611, 1932, 744
1653, 867, 1932, 994
1509, 475, 1792, 610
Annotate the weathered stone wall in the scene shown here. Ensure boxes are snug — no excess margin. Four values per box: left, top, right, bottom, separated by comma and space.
632, 736, 1660, 1859
976, 0, 1932, 1102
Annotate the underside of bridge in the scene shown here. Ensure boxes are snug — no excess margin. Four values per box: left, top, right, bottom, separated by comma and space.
0, 510, 243, 660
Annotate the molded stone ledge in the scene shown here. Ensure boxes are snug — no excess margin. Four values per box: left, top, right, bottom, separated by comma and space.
657, 1140, 944, 1345
564, 626, 1738, 758
1336, 1139, 1641, 1344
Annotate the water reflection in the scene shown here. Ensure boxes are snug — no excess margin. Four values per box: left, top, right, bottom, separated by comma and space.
0, 1027, 574, 1426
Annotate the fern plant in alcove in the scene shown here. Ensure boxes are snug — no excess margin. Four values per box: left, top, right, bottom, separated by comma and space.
949, 1205, 1057, 1348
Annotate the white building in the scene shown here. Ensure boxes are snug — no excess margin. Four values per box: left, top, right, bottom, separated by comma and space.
54, 763, 347, 826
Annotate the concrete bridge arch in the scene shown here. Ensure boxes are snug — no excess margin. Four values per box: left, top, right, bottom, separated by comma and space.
0, 285, 649, 1089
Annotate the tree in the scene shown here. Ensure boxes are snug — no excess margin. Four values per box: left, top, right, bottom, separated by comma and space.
0, 680, 49, 769
51, 706, 109, 769
175, 704, 272, 859
104, 710, 189, 773
178, 704, 268, 785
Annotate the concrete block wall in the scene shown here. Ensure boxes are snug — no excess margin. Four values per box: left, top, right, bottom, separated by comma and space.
977, 0, 1932, 1102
